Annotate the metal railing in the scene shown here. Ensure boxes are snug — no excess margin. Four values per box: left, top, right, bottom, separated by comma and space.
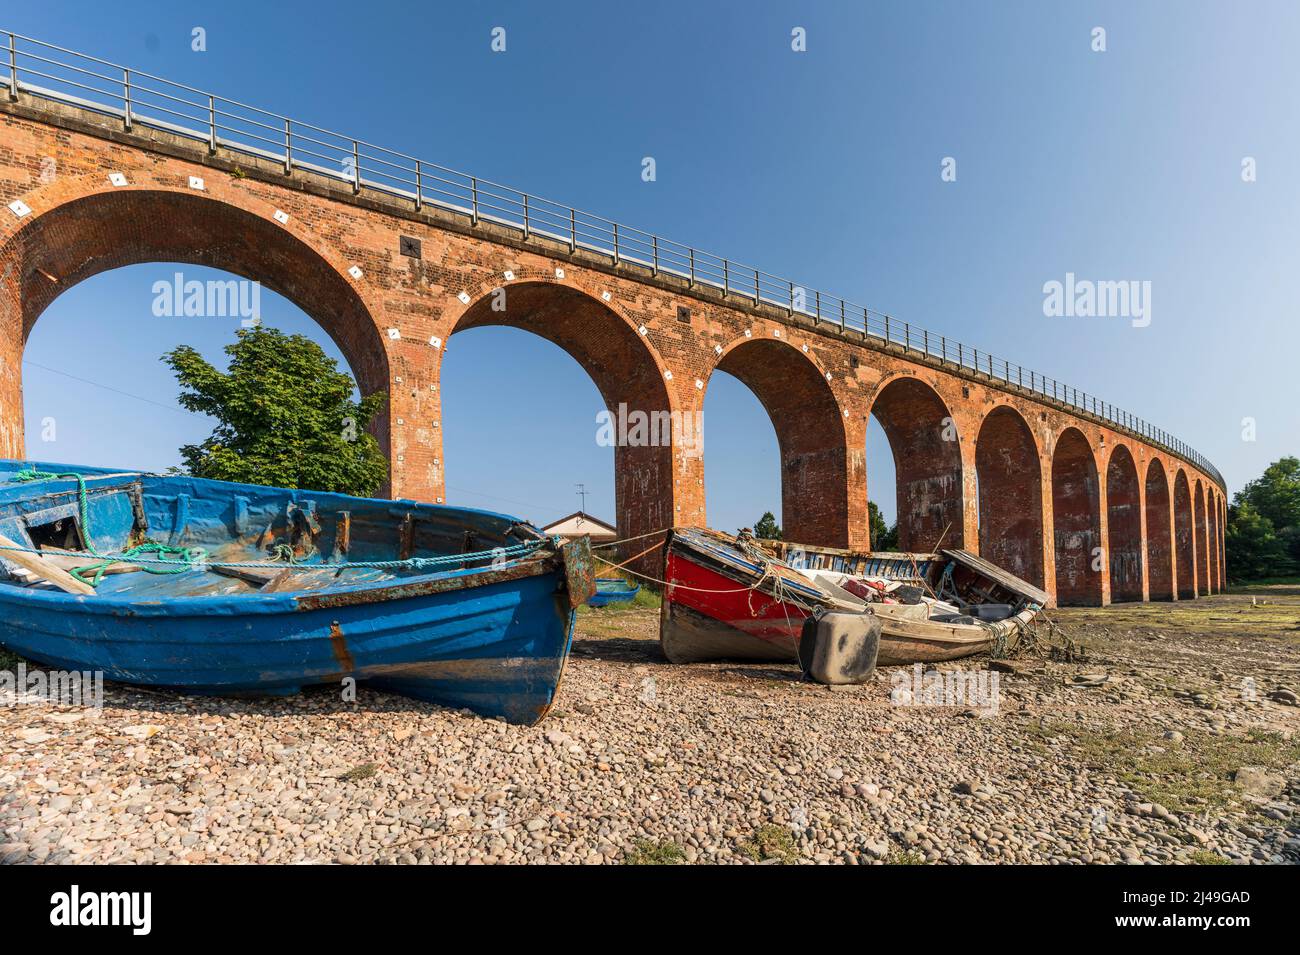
0, 29, 1224, 489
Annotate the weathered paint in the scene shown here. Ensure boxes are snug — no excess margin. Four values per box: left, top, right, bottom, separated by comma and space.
0, 459, 584, 724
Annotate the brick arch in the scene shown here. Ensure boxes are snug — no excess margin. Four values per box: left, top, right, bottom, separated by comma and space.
1051, 427, 1102, 605
1173, 469, 1196, 599
1144, 458, 1174, 600
868, 375, 964, 552
1194, 479, 1209, 595
0, 185, 390, 465
974, 404, 1043, 587
1106, 444, 1143, 602
705, 334, 849, 546
450, 280, 679, 552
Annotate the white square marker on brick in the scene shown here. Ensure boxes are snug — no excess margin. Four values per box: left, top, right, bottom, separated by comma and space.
601, 291, 611, 301
694, 379, 703, 390
714, 344, 723, 354
7, 200, 31, 218
108, 172, 128, 187
663, 370, 673, 381
637, 325, 647, 336
273, 210, 289, 224
386, 328, 401, 340
744, 329, 752, 338
457, 291, 471, 305
429, 336, 443, 350
397, 417, 404, 425
554, 268, 565, 279
348, 266, 364, 279
801, 344, 808, 352
772, 329, 781, 338
503, 270, 515, 281
188, 176, 206, 191
825, 372, 832, 381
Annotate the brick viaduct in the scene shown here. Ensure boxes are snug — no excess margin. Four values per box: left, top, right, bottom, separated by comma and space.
0, 92, 1227, 607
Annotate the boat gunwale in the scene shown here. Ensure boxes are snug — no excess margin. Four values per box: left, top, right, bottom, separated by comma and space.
0, 460, 574, 615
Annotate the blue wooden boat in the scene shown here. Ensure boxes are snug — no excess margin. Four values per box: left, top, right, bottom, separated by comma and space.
0, 460, 595, 724
587, 577, 641, 607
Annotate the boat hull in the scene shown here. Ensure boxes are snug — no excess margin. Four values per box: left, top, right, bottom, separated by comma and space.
660, 529, 1024, 667
587, 577, 641, 608
0, 459, 594, 725
0, 570, 575, 724
660, 543, 805, 663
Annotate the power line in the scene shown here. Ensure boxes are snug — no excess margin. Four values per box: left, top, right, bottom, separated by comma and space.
22, 360, 201, 417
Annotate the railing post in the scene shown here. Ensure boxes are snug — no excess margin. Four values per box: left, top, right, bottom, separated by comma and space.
123, 68, 132, 131
652, 236, 659, 275
959, 343, 963, 367
471, 178, 479, 225
904, 323, 910, 352
689, 249, 695, 287
788, 281, 795, 316
884, 315, 890, 342
815, 290, 821, 322
569, 209, 576, 252
415, 160, 423, 211
283, 119, 292, 174
351, 141, 360, 194
924, 330, 929, 356
613, 223, 620, 264
941, 337, 946, 363
522, 194, 530, 239
840, 299, 845, 330
753, 268, 759, 302
723, 260, 729, 297
207, 95, 216, 153
7, 34, 16, 102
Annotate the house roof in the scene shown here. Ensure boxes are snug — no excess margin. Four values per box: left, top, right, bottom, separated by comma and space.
541, 511, 618, 537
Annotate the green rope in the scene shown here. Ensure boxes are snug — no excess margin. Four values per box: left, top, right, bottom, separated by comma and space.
8, 469, 210, 586
10, 468, 102, 557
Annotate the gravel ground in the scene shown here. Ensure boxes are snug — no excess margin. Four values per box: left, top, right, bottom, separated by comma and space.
2, 587, 1297, 865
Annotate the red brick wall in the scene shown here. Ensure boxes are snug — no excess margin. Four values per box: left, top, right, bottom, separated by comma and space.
0, 95, 1227, 603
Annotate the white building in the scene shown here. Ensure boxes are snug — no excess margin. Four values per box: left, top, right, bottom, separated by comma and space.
541, 511, 618, 544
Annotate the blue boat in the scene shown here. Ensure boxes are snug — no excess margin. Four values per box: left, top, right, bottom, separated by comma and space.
0, 460, 595, 724
587, 577, 641, 607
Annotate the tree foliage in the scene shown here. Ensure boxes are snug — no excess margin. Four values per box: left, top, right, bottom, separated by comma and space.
869, 500, 899, 551
752, 511, 783, 541
1226, 457, 1300, 580
163, 326, 389, 497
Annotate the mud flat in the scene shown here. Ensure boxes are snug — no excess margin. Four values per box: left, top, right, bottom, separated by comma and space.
1, 587, 1297, 864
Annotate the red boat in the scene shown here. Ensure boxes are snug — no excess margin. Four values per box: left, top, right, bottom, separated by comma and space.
659, 528, 837, 663
660, 527, 1046, 665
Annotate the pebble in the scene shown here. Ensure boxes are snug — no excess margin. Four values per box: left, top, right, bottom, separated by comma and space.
0, 598, 1296, 865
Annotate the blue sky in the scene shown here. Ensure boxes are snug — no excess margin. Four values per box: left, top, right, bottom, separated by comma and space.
11, 1, 1299, 533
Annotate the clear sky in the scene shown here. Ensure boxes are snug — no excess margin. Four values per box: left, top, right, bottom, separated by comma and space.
10, 1, 1299, 534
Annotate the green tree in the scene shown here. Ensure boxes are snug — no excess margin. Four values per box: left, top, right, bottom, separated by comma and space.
163, 326, 389, 496
1225, 501, 1296, 580
1236, 456, 1300, 534
1227, 457, 1300, 580
752, 511, 782, 541
868, 500, 899, 551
